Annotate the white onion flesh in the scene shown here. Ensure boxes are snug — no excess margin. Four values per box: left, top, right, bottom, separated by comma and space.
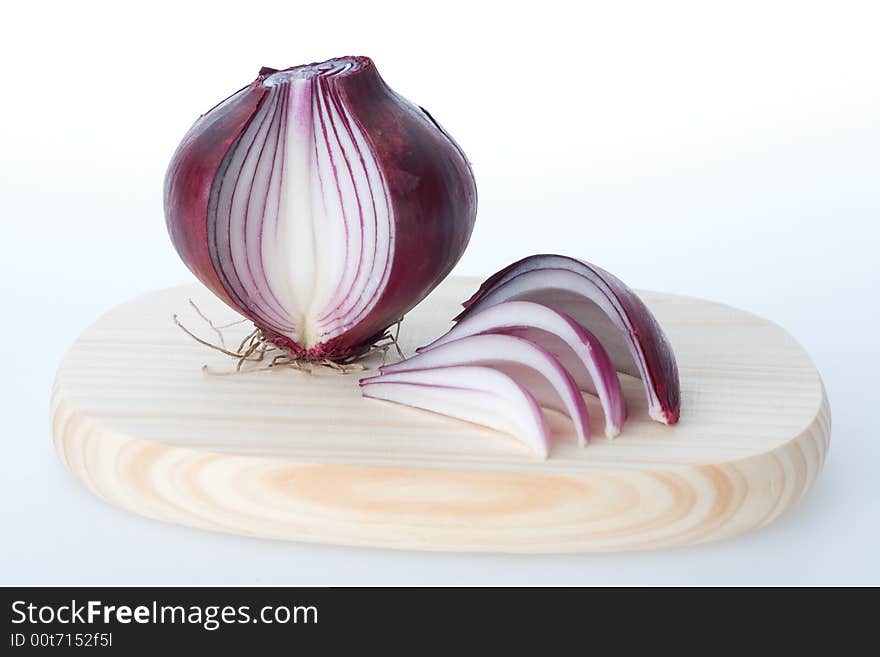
380, 333, 591, 445
360, 366, 550, 458
211, 67, 394, 346
458, 261, 680, 425
418, 301, 626, 438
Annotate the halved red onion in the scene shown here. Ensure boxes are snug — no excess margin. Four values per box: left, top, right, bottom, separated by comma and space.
165, 56, 477, 362
380, 333, 591, 445
458, 255, 680, 424
417, 301, 625, 437
360, 366, 550, 458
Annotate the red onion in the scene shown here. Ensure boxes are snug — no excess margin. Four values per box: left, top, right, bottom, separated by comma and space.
417, 301, 626, 437
165, 56, 477, 362
360, 366, 550, 458
458, 255, 680, 424
360, 255, 680, 458
379, 333, 591, 445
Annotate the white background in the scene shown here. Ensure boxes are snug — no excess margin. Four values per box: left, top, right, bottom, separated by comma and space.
1, 0, 877, 584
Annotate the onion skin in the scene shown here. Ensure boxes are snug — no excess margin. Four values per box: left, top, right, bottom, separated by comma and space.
328, 63, 475, 356
164, 57, 477, 361
165, 82, 267, 314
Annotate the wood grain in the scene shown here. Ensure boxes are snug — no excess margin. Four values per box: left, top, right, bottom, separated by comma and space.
50, 277, 830, 552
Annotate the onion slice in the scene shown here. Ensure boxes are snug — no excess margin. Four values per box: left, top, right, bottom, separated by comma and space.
360, 366, 551, 458
380, 333, 591, 445
457, 255, 680, 424
417, 301, 625, 438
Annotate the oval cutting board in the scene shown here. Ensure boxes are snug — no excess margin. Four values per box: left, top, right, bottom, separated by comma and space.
50, 277, 829, 552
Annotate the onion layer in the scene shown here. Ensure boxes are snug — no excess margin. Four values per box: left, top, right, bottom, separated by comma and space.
418, 301, 625, 437
360, 254, 681, 458
458, 255, 681, 424
360, 366, 550, 458
380, 333, 591, 445
165, 56, 477, 362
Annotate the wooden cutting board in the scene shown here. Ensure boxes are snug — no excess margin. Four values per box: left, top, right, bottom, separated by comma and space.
50, 277, 829, 552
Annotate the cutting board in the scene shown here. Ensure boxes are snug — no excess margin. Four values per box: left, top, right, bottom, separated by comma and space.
50, 277, 829, 552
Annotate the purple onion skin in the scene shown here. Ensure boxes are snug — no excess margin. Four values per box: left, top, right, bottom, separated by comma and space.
462, 254, 681, 425
164, 81, 268, 315
164, 57, 477, 361
327, 61, 476, 356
